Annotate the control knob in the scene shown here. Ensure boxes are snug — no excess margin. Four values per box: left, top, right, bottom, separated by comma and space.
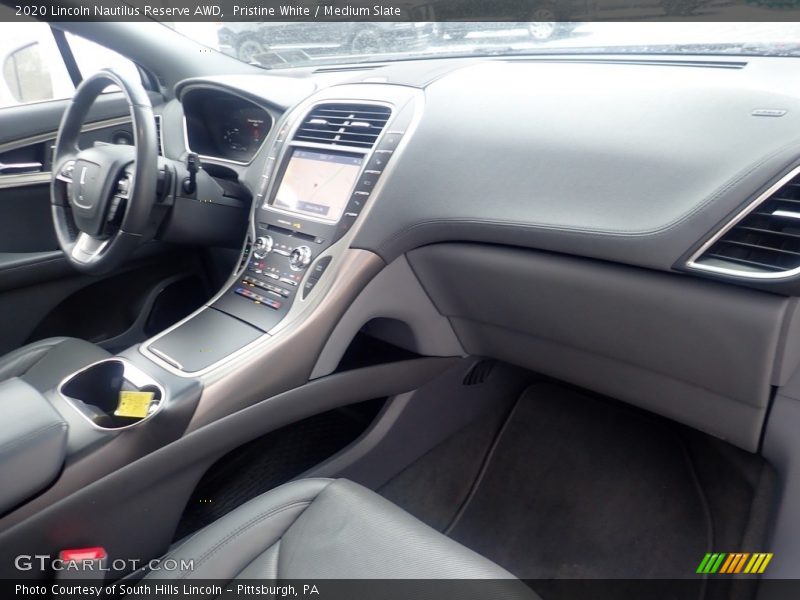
253, 235, 273, 259
289, 245, 312, 271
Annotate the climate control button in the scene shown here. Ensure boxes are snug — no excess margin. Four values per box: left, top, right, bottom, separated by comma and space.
289, 245, 312, 271
253, 236, 274, 259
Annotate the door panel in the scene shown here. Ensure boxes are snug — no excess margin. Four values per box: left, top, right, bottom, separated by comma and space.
0, 89, 213, 359
0, 249, 211, 357
0, 183, 56, 252
0, 116, 137, 255
0, 91, 159, 148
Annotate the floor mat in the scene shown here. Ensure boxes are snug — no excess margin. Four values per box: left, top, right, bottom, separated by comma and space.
380, 397, 514, 532
380, 382, 776, 592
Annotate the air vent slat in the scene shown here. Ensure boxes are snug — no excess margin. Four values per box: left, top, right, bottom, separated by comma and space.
737, 226, 800, 241
705, 253, 787, 272
768, 197, 800, 205
692, 169, 800, 276
718, 239, 800, 257
314, 108, 390, 116
293, 103, 392, 149
294, 128, 379, 139
753, 210, 800, 221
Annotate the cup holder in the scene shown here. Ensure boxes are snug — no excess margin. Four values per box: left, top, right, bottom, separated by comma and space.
59, 359, 164, 430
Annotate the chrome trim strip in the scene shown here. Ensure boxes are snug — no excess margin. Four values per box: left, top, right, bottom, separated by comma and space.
57, 358, 167, 432
0, 115, 132, 156
0, 172, 51, 189
140, 87, 423, 378
150, 347, 184, 370
0, 116, 135, 189
772, 210, 800, 220
0, 162, 42, 174
686, 164, 800, 280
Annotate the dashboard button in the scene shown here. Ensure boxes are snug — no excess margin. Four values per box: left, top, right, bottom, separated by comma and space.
310, 256, 332, 281
289, 245, 313, 271
378, 131, 403, 151
242, 276, 265, 289
253, 236, 273, 259
235, 287, 281, 310
302, 279, 317, 299
336, 213, 358, 238
367, 154, 389, 171
358, 173, 380, 190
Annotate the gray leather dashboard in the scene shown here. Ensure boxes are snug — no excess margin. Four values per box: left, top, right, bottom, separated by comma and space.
349, 58, 800, 277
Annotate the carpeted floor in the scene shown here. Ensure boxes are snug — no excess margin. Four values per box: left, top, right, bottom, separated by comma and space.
380, 382, 776, 599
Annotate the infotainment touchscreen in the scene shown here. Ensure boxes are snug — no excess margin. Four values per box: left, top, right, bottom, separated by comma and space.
271, 149, 363, 223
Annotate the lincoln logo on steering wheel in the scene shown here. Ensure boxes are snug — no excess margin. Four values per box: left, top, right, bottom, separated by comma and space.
75, 166, 91, 209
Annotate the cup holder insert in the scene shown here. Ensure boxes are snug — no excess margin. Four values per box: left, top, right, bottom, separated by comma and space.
59, 359, 164, 430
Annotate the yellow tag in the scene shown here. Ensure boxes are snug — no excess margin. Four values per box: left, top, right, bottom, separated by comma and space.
114, 391, 155, 419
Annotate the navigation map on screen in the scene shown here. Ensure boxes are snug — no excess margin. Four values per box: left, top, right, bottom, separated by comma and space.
271, 149, 363, 222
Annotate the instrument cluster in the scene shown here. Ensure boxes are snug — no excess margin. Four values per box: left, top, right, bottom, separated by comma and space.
183, 88, 272, 164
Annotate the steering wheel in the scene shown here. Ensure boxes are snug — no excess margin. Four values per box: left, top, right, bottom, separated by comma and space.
51, 69, 158, 275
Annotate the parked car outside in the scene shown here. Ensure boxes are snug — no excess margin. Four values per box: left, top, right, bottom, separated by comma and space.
218, 22, 438, 63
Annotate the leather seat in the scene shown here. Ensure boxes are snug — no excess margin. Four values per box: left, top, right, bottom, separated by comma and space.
0, 337, 110, 392
145, 478, 535, 592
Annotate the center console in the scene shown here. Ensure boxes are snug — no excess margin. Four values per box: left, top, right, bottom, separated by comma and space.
143, 85, 420, 375
213, 103, 407, 332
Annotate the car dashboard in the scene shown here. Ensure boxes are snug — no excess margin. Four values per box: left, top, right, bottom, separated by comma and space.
142, 55, 800, 453
164, 55, 800, 289
7, 44, 800, 584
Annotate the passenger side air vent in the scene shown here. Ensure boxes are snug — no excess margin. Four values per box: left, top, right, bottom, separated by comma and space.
293, 104, 392, 149
690, 168, 800, 276
154, 115, 164, 157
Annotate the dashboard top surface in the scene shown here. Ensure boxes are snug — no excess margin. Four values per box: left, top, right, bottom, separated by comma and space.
170, 55, 800, 292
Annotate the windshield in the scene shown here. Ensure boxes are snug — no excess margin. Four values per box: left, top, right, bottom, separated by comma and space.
174, 22, 800, 69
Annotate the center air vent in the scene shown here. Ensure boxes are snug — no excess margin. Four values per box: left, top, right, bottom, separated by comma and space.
293, 103, 392, 149
690, 167, 800, 277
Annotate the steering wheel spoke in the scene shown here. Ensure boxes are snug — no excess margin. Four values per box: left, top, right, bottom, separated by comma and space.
71, 232, 110, 265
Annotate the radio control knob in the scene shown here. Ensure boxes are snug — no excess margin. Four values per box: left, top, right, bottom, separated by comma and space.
253, 236, 273, 259
289, 245, 312, 271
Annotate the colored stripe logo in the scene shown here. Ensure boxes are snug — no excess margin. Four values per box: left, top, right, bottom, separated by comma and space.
697, 553, 773, 574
